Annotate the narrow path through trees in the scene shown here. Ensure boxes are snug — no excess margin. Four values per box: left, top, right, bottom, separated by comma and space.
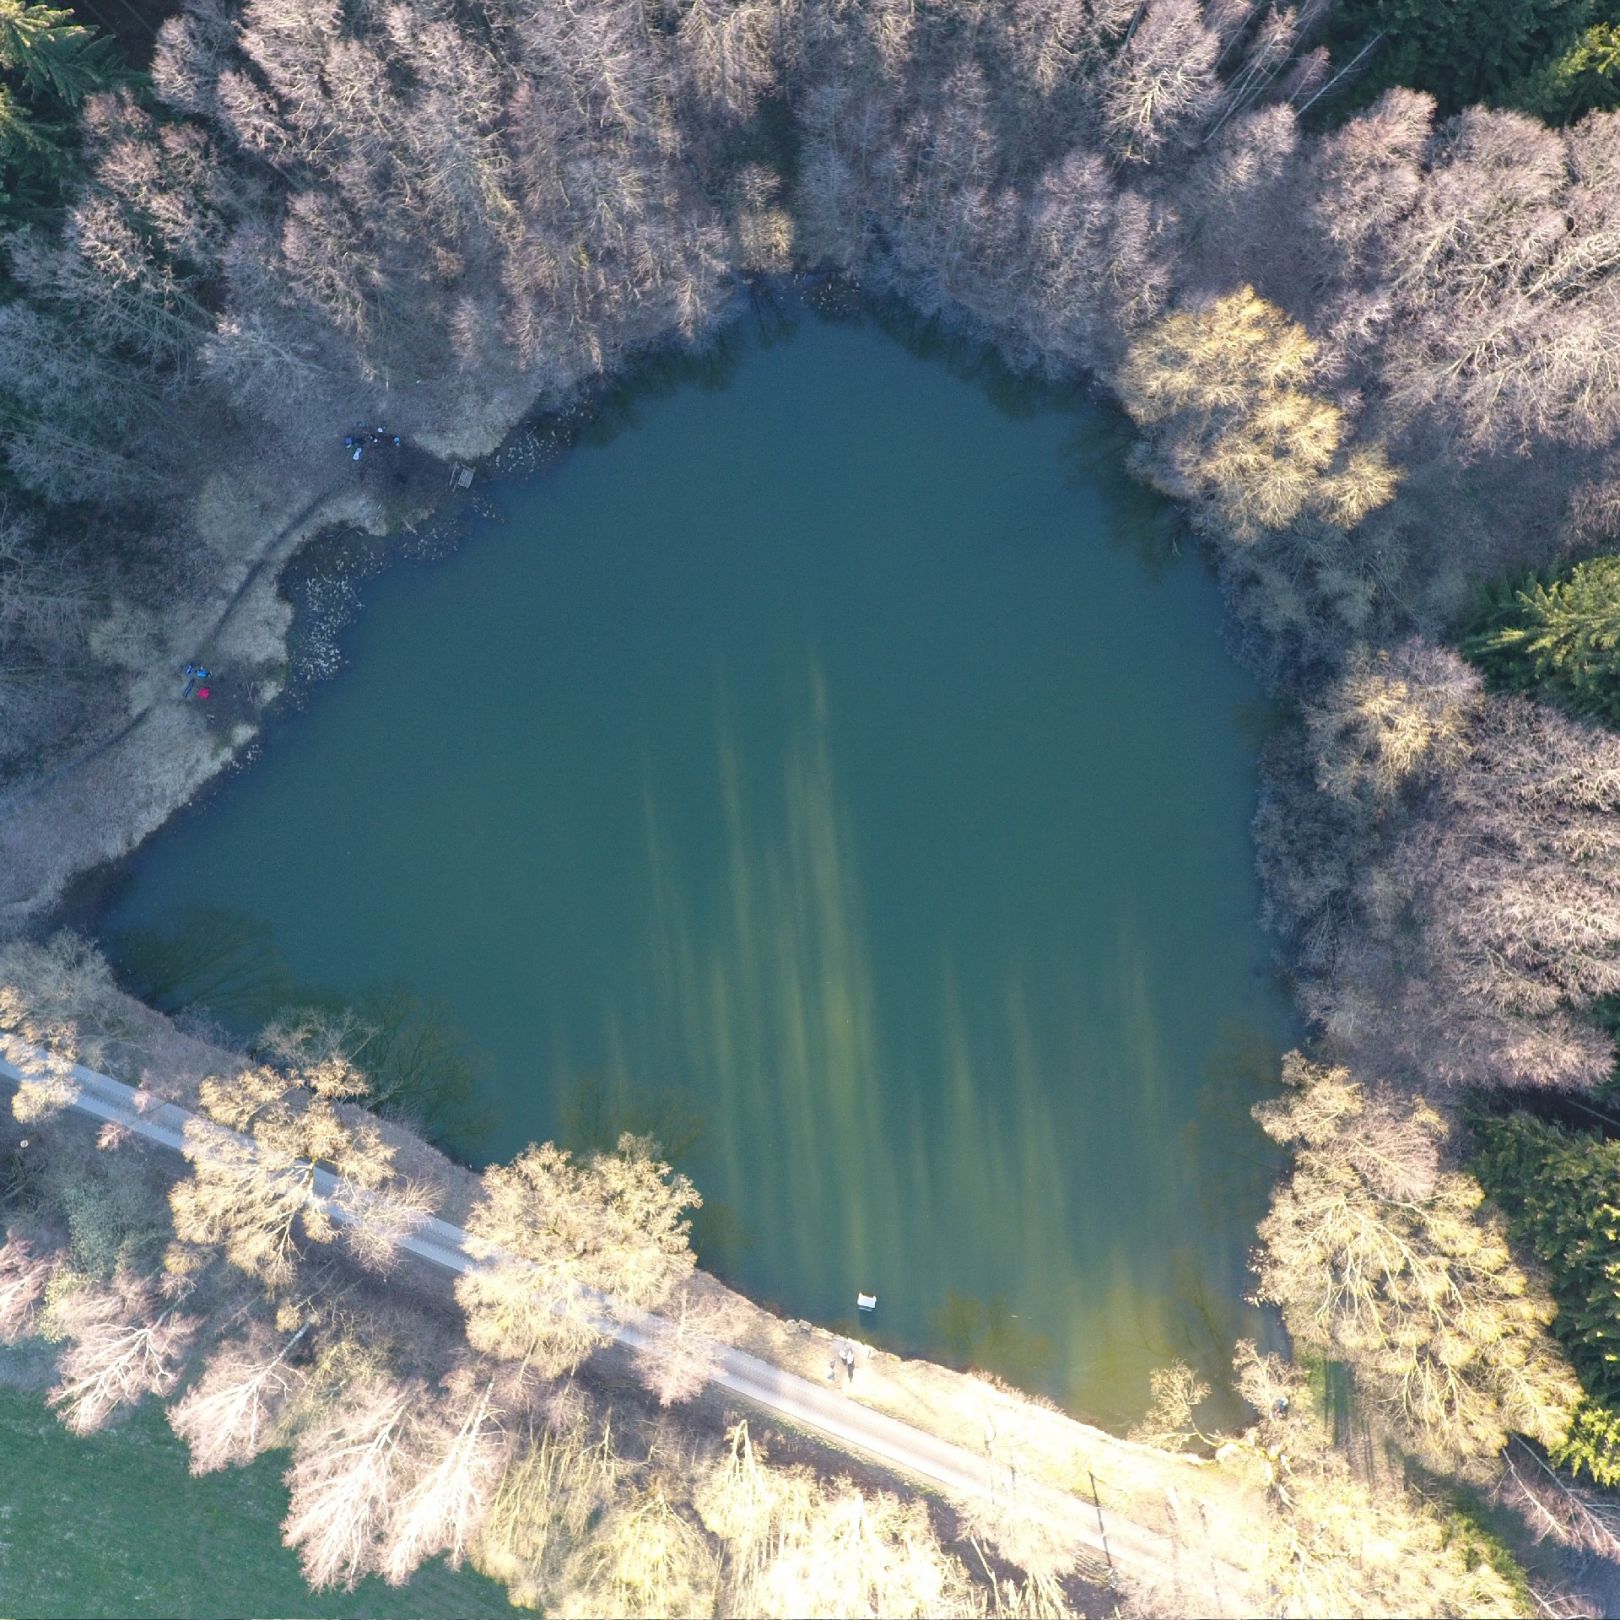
0, 481, 349, 930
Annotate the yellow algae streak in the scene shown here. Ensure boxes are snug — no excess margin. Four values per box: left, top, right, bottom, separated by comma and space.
636, 664, 899, 1282
575, 659, 1274, 1417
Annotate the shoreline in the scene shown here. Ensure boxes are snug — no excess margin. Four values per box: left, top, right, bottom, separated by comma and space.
6, 281, 1274, 1445
0, 377, 601, 942
20, 285, 1283, 1431
0, 276, 1094, 943
0, 987, 1269, 1615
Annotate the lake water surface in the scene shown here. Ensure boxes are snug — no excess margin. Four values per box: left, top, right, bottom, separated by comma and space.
102, 307, 1289, 1425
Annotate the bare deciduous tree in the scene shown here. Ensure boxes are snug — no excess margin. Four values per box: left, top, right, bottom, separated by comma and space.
0, 1234, 59, 1343
45, 1272, 199, 1434
282, 1369, 419, 1589
692, 1422, 995, 1618
1099, 0, 1221, 164
554, 1477, 721, 1620
167, 1318, 309, 1473
1232, 1343, 1530, 1619
630, 1279, 747, 1407
1305, 640, 1481, 809
171, 1050, 436, 1294
473, 1403, 623, 1612
1254, 1055, 1579, 1474
457, 1134, 698, 1380
1495, 1436, 1620, 1563
0, 934, 144, 1123
1117, 286, 1398, 542
1334, 689, 1620, 1090
379, 1363, 513, 1584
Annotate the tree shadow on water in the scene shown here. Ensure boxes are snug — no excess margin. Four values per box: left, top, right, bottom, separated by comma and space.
688, 1201, 754, 1275
860, 296, 1046, 421
108, 905, 295, 1024
557, 1068, 753, 1272
1230, 693, 1294, 752
572, 328, 753, 452
325, 982, 498, 1156
1181, 1017, 1287, 1226
106, 906, 496, 1157
928, 1289, 1056, 1393
1061, 416, 1187, 581
558, 1067, 707, 1162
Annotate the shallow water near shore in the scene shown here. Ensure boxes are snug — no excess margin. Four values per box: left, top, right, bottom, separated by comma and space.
100, 303, 1290, 1426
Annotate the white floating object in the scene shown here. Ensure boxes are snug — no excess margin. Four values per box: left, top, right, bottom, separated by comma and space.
857, 1292, 877, 1312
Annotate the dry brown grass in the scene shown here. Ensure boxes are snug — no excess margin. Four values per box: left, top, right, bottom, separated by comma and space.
682, 1270, 1268, 1591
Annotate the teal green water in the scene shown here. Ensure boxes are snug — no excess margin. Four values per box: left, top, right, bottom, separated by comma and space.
103, 310, 1289, 1425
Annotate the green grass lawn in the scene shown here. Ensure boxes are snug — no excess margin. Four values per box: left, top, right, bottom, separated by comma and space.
0, 1386, 521, 1618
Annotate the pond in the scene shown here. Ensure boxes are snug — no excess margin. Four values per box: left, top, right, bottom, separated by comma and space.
99, 302, 1291, 1427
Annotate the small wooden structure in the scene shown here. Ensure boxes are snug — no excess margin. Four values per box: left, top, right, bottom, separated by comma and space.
449, 462, 475, 490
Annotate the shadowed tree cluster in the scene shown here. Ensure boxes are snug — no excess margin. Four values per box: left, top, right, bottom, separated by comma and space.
1473, 1113, 1620, 1487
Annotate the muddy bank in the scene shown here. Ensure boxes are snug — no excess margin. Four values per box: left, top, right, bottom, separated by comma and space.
0, 475, 370, 936
0, 402, 588, 940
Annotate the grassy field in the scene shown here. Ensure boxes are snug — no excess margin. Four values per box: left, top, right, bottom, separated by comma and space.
0, 1385, 522, 1619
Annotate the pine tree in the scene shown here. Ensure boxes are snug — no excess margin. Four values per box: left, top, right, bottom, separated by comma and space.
1328, 0, 1597, 118
1551, 1396, 1620, 1488
1465, 555, 1620, 723
1520, 20, 1620, 122
1472, 1112, 1620, 1404
0, 0, 124, 105
0, 0, 128, 220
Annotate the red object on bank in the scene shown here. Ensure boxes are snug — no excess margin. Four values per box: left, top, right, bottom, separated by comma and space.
196, 687, 211, 700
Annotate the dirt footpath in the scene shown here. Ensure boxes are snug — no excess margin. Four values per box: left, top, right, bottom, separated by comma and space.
0, 471, 379, 936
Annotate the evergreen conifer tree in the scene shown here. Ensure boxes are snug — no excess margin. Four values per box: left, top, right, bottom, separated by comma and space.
0, 0, 128, 220
1551, 1396, 1620, 1488
1465, 555, 1620, 722
1474, 1111, 1620, 1483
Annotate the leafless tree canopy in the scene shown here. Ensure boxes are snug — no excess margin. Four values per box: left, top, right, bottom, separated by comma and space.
1, 935, 147, 1122
1254, 1056, 1580, 1475
1312, 686, 1620, 1092
170, 1044, 438, 1296
0, 1235, 59, 1345
457, 1134, 698, 1380
167, 1318, 309, 1472
630, 1280, 748, 1408
45, 1271, 200, 1435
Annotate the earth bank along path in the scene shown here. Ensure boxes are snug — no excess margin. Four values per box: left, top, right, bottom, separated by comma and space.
0, 480, 355, 933
0, 1047, 1256, 1615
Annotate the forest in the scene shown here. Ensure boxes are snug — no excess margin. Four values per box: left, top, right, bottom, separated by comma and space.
6, 0, 1620, 1613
